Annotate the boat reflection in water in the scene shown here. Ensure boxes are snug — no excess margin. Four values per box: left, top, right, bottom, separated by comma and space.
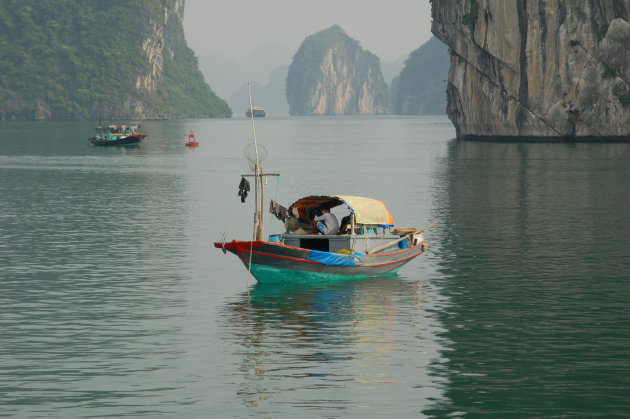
219, 277, 446, 414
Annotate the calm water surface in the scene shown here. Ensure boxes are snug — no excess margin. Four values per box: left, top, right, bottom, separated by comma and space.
0, 117, 628, 417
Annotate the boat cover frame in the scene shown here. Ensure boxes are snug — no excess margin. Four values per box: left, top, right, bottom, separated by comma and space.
288, 195, 395, 227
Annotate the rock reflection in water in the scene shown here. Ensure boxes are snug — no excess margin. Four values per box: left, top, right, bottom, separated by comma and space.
426, 140, 630, 417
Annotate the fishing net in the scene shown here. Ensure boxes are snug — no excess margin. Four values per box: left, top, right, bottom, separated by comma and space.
244, 143, 267, 171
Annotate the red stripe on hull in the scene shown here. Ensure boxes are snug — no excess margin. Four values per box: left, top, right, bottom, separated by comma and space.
214, 239, 426, 278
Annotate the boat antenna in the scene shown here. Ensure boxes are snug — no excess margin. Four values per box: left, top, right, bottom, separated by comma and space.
248, 83, 264, 241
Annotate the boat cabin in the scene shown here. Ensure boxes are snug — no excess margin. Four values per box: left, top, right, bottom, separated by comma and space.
95, 125, 139, 136
246, 107, 266, 117
277, 195, 422, 255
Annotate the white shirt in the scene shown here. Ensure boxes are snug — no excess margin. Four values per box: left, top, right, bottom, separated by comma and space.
314, 212, 339, 235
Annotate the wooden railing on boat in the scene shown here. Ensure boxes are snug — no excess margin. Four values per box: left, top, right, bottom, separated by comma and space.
366, 224, 436, 255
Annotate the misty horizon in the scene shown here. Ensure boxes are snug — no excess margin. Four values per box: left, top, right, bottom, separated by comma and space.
183, 0, 433, 63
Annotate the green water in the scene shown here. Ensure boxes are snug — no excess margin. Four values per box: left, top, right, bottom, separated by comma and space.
0, 117, 628, 417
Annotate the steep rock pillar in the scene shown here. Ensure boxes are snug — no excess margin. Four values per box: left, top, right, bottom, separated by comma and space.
432, 0, 630, 140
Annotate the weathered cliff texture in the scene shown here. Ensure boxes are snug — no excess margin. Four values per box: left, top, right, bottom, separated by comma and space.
286, 25, 389, 115
390, 36, 449, 115
431, 1, 630, 140
0, 0, 231, 120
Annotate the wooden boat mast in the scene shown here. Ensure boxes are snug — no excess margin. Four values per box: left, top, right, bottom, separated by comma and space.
243, 84, 279, 241
246, 83, 262, 241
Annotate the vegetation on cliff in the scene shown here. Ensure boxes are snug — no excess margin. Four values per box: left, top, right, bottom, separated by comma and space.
0, 0, 231, 120
286, 25, 389, 115
390, 37, 449, 115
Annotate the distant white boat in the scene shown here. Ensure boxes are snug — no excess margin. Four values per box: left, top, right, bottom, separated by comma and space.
246, 107, 266, 117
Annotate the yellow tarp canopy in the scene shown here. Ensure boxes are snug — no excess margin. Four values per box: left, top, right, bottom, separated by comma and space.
289, 195, 395, 226
336, 195, 394, 226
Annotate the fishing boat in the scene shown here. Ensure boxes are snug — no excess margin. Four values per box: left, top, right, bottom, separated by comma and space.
88, 125, 147, 146
213, 85, 432, 284
245, 107, 266, 117
185, 130, 199, 147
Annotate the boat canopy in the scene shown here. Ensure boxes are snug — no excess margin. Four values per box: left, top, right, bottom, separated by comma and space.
288, 195, 395, 227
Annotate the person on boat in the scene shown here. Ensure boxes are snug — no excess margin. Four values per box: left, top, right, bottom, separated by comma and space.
285, 207, 312, 234
338, 215, 351, 234
311, 206, 339, 235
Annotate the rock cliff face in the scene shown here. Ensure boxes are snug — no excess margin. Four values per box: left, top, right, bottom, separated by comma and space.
0, 0, 231, 120
390, 36, 449, 115
286, 25, 389, 115
431, 0, 630, 140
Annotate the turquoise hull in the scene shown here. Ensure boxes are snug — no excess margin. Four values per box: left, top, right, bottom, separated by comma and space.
249, 263, 400, 284
215, 239, 426, 284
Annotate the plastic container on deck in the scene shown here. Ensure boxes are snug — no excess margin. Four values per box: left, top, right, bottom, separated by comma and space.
268, 234, 282, 242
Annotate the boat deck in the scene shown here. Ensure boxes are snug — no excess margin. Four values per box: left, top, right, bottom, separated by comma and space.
279, 232, 418, 255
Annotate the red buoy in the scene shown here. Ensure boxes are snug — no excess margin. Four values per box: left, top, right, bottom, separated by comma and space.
185, 131, 199, 147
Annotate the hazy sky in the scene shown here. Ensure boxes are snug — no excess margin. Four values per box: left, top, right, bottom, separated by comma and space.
183, 0, 433, 63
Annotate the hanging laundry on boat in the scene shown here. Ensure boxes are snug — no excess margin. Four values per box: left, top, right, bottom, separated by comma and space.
269, 199, 288, 222
238, 177, 250, 203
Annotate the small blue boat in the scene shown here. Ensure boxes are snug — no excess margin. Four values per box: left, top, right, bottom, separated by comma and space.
215, 195, 431, 283
89, 125, 147, 146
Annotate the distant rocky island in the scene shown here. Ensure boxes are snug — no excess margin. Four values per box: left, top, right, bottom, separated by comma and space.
0, 0, 231, 120
286, 25, 389, 115
390, 37, 449, 115
432, 0, 630, 140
